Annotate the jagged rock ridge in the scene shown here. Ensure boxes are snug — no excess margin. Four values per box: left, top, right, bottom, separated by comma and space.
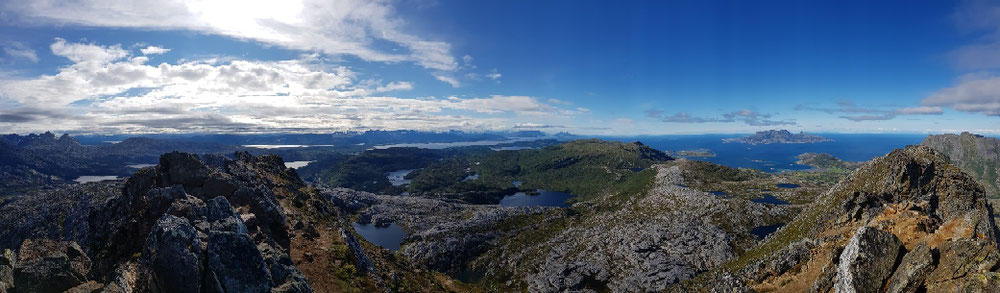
0, 151, 312, 292
695, 145, 1000, 292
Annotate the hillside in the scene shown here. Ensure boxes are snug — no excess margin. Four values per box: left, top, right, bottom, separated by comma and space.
0, 151, 464, 292
922, 132, 1000, 199
684, 145, 1000, 292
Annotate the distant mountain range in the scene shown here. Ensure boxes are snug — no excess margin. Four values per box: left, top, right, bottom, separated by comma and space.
72, 130, 556, 146
723, 129, 833, 144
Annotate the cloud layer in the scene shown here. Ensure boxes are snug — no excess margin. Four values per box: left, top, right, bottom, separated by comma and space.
0, 39, 577, 133
1, 0, 458, 71
651, 109, 796, 126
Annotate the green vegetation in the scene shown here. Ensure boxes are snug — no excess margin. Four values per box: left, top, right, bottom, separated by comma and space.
311, 147, 492, 194
407, 139, 672, 203
671, 148, 717, 158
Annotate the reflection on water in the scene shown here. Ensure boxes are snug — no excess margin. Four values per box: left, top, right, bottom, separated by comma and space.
283, 161, 314, 169
387, 169, 416, 186
127, 164, 156, 169
499, 190, 575, 207
352, 222, 407, 251
751, 194, 790, 205
243, 144, 334, 149
751, 223, 785, 239
75, 176, 118, 184
372, 138, 540, 150
776, 183, 800, 189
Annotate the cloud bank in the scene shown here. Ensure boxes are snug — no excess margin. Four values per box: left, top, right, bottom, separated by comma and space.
0, 39, 577, 134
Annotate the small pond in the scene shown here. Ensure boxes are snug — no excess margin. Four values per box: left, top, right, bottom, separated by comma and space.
499, 190, 575, 207
386, 169, 416, 186
709, 191, 728, 196
751, 223, 785, 239
776, 183, 800, 189
462, 174, 480, 182
283, 161, 314, 169
352, 222, 408, 251
74, 176, 119, 184
751, 194, 790, 205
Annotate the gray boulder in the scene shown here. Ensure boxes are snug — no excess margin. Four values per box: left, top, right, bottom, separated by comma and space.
1, 249, 13, 292
143, 215, 204, 293
12, 239, 91, 293
834, 226, 903, 293
886, 242, 936, 293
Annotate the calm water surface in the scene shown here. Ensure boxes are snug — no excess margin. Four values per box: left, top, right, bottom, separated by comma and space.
603, 134, 926, 172
74, 176, 118, 183
352, 222, 407, 251
499, 190, 575, 207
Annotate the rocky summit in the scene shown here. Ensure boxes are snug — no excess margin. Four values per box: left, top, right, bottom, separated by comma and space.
687, 145, 1000, 292
0, 151, 312, 293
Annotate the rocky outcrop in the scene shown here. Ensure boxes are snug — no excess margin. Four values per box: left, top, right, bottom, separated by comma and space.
704, 145, 1000, 292
12, 239, 91, 293
834, 227, 903, 293
923, 132, 1000, 198
0, 249, 13, 292
886, 242, 936, 293
476, 163, 797, 292
0, 151, 315, 292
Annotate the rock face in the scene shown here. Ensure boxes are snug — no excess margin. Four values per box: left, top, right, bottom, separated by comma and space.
834, 227, 903, 293
0, 151, 314, 293
12, 239, 91, 293
468, 163, 798, 292
922, 132, 1000, 198
703, 145, 1000, 292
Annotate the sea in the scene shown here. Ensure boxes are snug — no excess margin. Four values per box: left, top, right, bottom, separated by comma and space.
602, 134, 929, 172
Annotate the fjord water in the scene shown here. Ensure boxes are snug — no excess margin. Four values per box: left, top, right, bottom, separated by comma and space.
352, 222, 408, 251
607, 134, 926, 172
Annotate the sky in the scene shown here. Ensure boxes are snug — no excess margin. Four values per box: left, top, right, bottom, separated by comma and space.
0, 0, 999, 135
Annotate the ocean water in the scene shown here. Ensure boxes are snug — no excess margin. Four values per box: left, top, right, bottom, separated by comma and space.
604, 134, 927, 172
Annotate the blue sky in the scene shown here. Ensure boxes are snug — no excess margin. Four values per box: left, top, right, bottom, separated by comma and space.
0, 0, 998, 135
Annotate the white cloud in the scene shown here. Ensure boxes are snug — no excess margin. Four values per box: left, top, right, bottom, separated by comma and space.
140, 45, 171, 55
2, 42, 38, 62
50, 38, 128, 64
895, 106, 943, 115
434, 74, 460, 87
1, 0, 458, 71
486, 68, 502, 80
922, 76, 1000, 115
0, 39, 575, 133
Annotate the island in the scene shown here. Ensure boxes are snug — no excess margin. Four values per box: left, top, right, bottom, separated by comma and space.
722, 129, 833, 145
671, 148, 717, 158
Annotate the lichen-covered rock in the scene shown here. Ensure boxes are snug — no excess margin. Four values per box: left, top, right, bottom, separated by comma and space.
143, 215, 203, 293
207, 230, 272, 293
834, 226, 903, 293
886, 242, 936, 293
64, 281, 104, 293
0, 249, 14, 292
12, 239, 92, 293
924, 239, 1000, 291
